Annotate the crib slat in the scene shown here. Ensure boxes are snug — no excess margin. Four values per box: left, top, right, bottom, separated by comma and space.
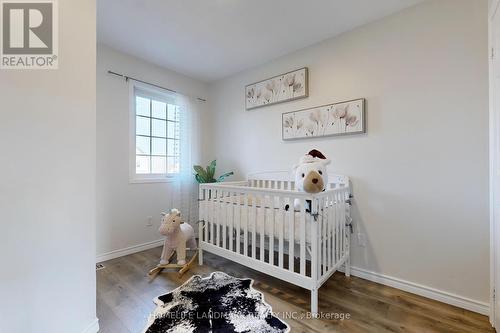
237, 193, 241, 254
326, 195, 330, 268
333, 194, 337, 263
228, 192, 232, 250
199, 189, 205, 243
317, 199, 321, 279
332, 192, 336, 264
336, 191, 340, 263
214, 190, 218, 246
342, 190, 346, 257
329, 194, 334, 268
207, 190, 211, 244
227, 192, 234, 251
341, 192, 345, 260
212, 189, 216, 246
228, 192, 232, 249
334, 191, 338, 264
252, 195, 257, 259
340, 192, 344, 259
326, 195, 331, 271
318, 199, 322, 279
339, 192, 343, 263
216, 190, 221, 247
222, 191, 227, 249
322, 196, 327, 275
244, 194, 249, 257
278, 196, 284, 268
205, 190, 209, 243
221, 191, 224, 248
260, 196, 265, 261
288, 197, 295, 272
229, 192, 234, 252
300, 198, 306, 276
211, 190, 215, 245
269, 194, 275, 266
311, 200, 318, 287
337, 191, 341, 261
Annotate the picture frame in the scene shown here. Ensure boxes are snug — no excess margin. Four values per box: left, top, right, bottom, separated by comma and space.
282, 98, 365, 140
245, 67, 308, 110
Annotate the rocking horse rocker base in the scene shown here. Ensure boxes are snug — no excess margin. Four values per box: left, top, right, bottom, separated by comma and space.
148, 248, 198, 280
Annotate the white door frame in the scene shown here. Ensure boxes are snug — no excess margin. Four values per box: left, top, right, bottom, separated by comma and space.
490, 0, 500, 327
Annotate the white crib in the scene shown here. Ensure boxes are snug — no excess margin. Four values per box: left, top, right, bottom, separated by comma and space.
197, 171, 352, 314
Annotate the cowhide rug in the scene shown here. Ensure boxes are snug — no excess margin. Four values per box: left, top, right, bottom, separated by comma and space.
142, 271, 289, 333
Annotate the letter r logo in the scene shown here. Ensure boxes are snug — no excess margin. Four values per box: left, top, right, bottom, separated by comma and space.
2, 2, 53, 54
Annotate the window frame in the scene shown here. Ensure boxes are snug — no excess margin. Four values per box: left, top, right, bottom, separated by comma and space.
129, 81, 180, 183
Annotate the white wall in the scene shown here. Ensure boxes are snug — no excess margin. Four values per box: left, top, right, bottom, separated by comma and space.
0, 1, 97, 332
208, 0, 490, 304
96, 45, 209, 259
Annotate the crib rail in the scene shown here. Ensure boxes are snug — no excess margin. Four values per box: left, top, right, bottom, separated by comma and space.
198, 179, 351, 295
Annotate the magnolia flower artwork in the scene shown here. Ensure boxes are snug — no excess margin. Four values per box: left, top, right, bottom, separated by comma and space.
282, 98, 365, 140
246, 68, 308, 110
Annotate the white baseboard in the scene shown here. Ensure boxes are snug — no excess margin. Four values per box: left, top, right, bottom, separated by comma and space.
96, 241, 489, 316
82, 318, 99, 333
342, 265, 489, 315
96, 239, 164, 263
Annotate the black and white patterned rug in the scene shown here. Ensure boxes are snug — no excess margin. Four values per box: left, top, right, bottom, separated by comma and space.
143, 271, 289, 333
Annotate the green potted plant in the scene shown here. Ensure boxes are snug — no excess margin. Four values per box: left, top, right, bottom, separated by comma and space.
193, 160, 233, 183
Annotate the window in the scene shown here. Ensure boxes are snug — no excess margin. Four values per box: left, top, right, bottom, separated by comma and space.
131, 84, 181, 182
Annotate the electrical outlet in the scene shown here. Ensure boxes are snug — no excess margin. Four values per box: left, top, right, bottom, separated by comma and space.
357, 233, 366, 247
146, 216, 153, 227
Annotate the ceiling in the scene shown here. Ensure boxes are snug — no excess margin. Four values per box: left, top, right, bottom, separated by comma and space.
97, 0, 423, 82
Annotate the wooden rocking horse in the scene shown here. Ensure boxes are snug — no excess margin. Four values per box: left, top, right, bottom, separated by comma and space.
148, 209, 198, 280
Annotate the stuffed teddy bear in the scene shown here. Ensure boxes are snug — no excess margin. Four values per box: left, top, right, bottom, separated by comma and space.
158, 209, 197, 265
285, 149, 331, 211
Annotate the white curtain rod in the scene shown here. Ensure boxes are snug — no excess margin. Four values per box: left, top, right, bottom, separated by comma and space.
107, 70, 207, 102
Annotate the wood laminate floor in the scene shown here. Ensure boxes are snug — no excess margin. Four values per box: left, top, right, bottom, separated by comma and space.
97, 247, 494, 333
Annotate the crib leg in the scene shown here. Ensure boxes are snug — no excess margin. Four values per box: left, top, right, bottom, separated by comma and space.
345, 231, 351, 277
345, 254, 351, 277
311, 288, 318, 316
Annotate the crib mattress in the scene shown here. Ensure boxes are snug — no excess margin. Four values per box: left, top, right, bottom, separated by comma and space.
238, 205, 313, 243
204, 196, 316, 243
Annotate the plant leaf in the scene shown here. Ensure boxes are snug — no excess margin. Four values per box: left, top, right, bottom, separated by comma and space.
194, 174, 205, 183
206, 166, 212, 180
193, 165, 207, 179
217, 171, 234, 182
207, 160, 217, 180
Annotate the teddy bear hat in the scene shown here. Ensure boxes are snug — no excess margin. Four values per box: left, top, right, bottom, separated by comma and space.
300, 149, 328, 164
